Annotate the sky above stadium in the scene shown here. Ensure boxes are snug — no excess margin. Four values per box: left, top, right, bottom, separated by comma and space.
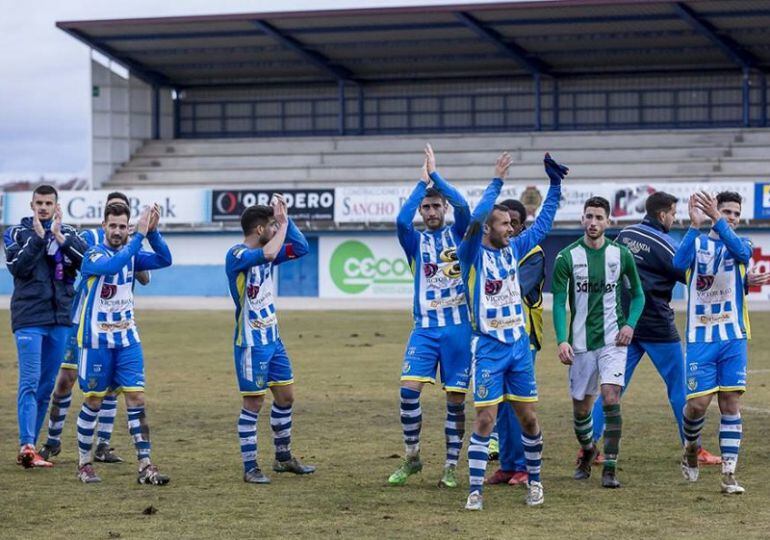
0, 0, 549, 180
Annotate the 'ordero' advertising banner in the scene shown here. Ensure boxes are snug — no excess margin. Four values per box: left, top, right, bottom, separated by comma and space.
335, 182, 757, 224
319, 235, 412, 298
212, 189, 334, 221
2, 189, 209, 225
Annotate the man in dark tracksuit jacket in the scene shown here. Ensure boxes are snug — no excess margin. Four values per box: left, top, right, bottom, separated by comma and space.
3, 185, 87, 467
591, 192, 719, 464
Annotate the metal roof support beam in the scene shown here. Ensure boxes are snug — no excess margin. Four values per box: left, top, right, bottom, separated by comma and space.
454, 11, 552, 76
251, 19, 355, 82
61, 27, 172, 87
673, 3, 758, 69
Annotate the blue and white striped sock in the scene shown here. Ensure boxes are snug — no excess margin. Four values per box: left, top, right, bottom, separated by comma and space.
445, 402, 465, 467
238, 408, 259, 473
76, 403, 99, 466
96, 394, 118, 446
270, 403, 293, 462
522, 431, 543, 483
467, 432, 490, 494
683, 408, 705, 448
400, 387, 422, 458
46, 392, 72, 448
127, 406, 151, 464
719, 413, 742, 474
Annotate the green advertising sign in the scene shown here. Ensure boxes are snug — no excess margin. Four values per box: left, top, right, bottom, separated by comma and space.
329, 240, 411, 295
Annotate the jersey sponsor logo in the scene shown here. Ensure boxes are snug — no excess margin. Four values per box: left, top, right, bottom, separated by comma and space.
480, 369, 492, 382
429, 294, 466, 309
423, 262, 438, 278
441, 262, 461, 279
247, 284, 260, 299
485, 279, 503, 295
622, 238, 651, 254
249, 315, 277, 329
576, 280, 618, 294
98, 320, 133, 331
439, 247, 457, 263
488, 316, 523, 329
698, 313, 731, 325
101, 284, 117, 300
689, 362, 698, 372
696, 274, 715, 291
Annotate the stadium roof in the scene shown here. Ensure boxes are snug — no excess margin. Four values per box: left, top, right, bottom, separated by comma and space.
57, 0, 770, 88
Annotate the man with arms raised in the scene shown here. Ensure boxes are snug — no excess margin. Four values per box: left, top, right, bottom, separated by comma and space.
226, 195, 315, 484
486, 199, 547, 487
40, 191, 151, 464
552, 196, 645, 489
459, 152, 567, 510
675, 191, 755, 494
74, 203, 172, 484
388, 144, 471, 489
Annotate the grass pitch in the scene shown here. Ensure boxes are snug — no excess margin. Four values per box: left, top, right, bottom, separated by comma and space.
1, 309, 769, 539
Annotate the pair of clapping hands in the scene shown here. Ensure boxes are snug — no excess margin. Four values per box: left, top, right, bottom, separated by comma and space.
418, 144, 515, 184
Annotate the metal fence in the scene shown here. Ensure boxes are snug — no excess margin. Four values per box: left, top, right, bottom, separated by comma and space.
176, 71, 770, 138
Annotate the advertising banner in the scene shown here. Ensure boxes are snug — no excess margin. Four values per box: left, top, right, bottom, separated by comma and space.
748, 233, 770, 302
755, 183, 770, 220
3, 189, 209, 225
319, 235, 412, 298
335, 182, 758, 224
212, 189, 334, 221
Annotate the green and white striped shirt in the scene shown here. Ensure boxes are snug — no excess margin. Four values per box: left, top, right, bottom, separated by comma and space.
552, 238, 644, 353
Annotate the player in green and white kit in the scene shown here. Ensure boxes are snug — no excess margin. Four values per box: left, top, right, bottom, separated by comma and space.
552, 196, 645, 488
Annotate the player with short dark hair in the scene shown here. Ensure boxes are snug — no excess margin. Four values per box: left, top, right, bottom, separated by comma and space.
552, 196, 645, 489
4, 185, 87, 468
73, 202, 172, 484
226, 195, 315, 484
675, 191, 754, 493
388, 144, 472, 489
39, 192, 152, 464
486, 199, 547, 487
587, 191, 721, 467
459, 152, 566, 510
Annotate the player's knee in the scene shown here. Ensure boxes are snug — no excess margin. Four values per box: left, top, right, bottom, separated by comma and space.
717, 392, 741, 415
56, 370, 77, 393
474, 408, 496, 434
85, 395, 104, 409
446, 391, 465, 404
402, 380, 423, 393
243, 395, 264, 412
124, 391, 145, 408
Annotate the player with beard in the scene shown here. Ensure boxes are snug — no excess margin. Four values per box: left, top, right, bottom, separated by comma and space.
675, 191, 760, 494
74, 203, 172, 484
486, 199, 546, 487
226, 195, 315, 484
388, 144, 472, 489
459, 152, 566, 510
552, 196, 645, 489
39, 192, 151, 464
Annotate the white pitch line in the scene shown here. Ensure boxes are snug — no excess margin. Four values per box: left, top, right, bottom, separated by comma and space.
743, 406, 770, 415
747, 369, 770, 374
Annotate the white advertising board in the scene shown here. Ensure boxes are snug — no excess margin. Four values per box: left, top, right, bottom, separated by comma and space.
319, 235, 412, 298
3, 189, 210, 225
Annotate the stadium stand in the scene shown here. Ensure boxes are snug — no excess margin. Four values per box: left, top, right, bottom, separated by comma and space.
109, 128, 770, 188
